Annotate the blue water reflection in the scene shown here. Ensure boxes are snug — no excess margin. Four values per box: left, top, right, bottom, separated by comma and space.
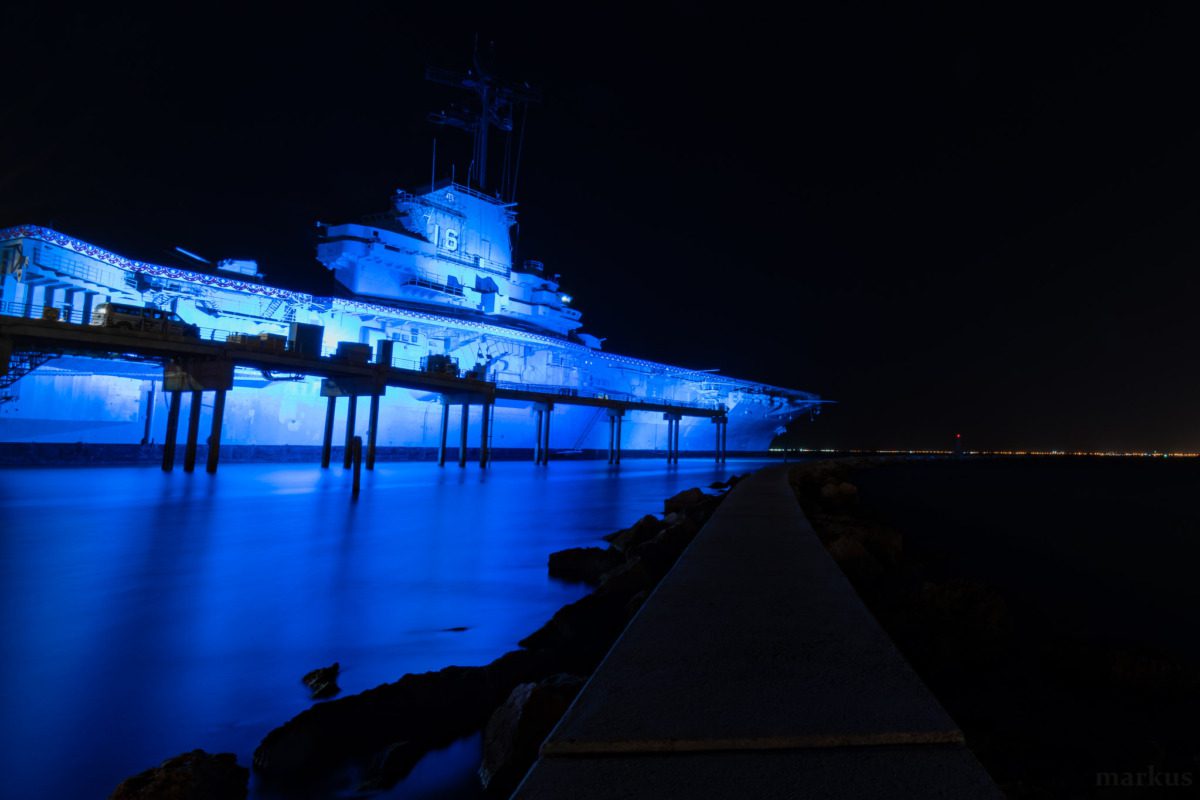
0, 457, 778, 798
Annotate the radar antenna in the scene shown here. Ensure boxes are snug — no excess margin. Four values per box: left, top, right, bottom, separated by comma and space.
426, 39, 540, 201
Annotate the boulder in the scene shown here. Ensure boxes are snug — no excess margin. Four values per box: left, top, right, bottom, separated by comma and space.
548, 546, 623, 584
624, 589, 650, 619
826, 535, 883, 587
254, 665, 495, 785
896, 580, 1013, 670
819, 480, 859, 508
302, 662, 340, 699
358, 741, 423, 792
110, 750, 248, 800
603, 515, 665, 552
479, 674, 586, 796
628, 517, 700, 579
664, 487, 705, 514
520, 560, 653, 671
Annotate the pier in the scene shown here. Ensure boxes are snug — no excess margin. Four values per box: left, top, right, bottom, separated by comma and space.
0, 312, 730, 475
515, 467, 1001, 798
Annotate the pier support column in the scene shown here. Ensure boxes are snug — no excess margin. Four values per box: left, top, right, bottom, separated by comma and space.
541, 405, 552, 465
438, 401, 450, 467
352, 436, 363, 498
183, 390, 202, 473
534, 408, 544, 464
321, 396, 337, 469
343, 396, 358, 469
458, 403, 470, 468
615, 415, 623, 464
366, 395, 380, 470
81, 292, 94, 324
162, 390, 182, 472
721, 418, 728, 463
663, 413, 682, 463
713, 415, 729, 463
607, 416, 615, 464
141, 381, 156, 446
479, 400, 492, 468
205, 389, 226, 474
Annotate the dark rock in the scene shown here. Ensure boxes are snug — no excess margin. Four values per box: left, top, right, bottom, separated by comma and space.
479, 674, 586, 796
664, 487, 705, 514
548, 546, 622, 584
624, 589, 650, 619
358, 741, 423, 792
681, 494, 722, 523
518, 564, 650, 671
820, 480, 859, 508
628, 517, 701, 579
302, 662, 340, 699
603, 514, 665, 552
484, 648, 565, 695
892, 580, 1013, 671
110, 750, 248, 800
597, 556, 655, 600
826, 535, 883, 587
254, 665, 494, 784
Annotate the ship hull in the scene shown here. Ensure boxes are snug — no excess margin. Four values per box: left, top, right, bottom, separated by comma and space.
0, 357, 792, 453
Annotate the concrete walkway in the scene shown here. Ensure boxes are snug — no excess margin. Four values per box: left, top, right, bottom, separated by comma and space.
514, 466, 1001, 798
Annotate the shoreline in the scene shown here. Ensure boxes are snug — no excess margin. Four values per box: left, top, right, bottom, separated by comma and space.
0, 442, 780, 467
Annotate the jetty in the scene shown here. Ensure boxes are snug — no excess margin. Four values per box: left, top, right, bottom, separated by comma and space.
514, 466, 1001, 798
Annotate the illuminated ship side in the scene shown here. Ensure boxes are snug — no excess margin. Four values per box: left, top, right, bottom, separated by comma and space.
0, 214, 821, 454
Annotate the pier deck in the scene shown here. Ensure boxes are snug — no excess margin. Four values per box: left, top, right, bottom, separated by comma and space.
514, 466, 1001, 798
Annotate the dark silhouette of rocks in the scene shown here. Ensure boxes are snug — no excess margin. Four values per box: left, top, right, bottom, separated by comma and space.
603, 514, 665, 552
663, 487, 705, 514
479, 673, 586, 796
302, 662, 340, 699
548, 546, 623, 584
109, 750, 247, 800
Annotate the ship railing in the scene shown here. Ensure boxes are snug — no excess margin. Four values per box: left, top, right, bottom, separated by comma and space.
1, 300, 94, 325
0, 304, 431, 371
30, 245, 121, 288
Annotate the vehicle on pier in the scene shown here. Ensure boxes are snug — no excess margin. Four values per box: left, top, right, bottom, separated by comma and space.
91, 302, 200, 339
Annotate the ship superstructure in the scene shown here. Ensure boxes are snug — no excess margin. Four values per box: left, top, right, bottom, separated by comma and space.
318, 182, 585, 339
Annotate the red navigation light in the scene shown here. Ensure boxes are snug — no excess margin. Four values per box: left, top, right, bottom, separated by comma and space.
955, 433, 961, 439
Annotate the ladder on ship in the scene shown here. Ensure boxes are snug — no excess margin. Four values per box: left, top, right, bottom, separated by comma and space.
570, 407, 606, 451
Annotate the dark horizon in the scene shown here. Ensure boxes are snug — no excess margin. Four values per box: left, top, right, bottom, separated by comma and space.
3, 4, 1196, 452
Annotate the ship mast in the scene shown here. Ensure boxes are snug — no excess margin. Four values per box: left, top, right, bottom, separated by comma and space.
426, 40, 540, 201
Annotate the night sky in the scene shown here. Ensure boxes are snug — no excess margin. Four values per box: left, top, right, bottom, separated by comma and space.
3, 4, 1198, 451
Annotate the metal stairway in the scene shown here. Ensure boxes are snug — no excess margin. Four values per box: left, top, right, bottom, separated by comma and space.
1, 351, 60, 404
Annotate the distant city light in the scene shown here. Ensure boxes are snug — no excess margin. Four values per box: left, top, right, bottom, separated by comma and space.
771, 448, 1199, 458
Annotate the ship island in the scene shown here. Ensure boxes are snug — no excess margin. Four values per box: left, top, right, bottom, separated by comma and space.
0, 61, 822, 461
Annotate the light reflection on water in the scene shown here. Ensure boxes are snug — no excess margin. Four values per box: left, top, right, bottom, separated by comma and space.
0, 457, 780, 798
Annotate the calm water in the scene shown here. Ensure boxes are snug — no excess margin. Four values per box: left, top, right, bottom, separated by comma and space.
0, 457, 778, 799
853, 457, 1200, 659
